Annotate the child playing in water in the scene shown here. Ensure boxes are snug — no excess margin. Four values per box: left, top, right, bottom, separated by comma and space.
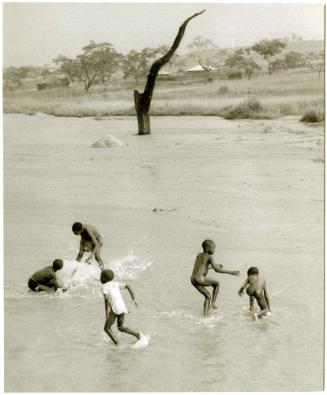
100, 269, 145, 346
191, 239, 240, 316
72, 222, 104, 270
238, 266, 271, 320
28, 259, 63, 292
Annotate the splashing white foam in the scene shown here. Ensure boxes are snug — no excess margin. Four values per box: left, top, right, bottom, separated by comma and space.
154, 310, 224, 327
55, 256, 152, 297
108, 255, 152, 280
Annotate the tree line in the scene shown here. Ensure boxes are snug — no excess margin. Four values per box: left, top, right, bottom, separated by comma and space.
4, 36, 324, 92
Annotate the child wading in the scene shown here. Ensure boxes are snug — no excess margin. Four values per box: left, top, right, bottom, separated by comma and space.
100, 269, 145, 345
238, 266, 271, 320
191, 239, 240, 315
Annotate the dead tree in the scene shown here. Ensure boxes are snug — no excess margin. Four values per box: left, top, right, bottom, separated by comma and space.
134, 10, 205, 135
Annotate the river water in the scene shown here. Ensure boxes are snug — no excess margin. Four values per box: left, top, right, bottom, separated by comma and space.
4, 114, 324, 391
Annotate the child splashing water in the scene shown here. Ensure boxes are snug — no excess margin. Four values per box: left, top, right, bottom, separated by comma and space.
100, 269, 147, 346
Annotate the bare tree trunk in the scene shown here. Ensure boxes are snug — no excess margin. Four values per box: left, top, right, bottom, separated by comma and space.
134, 10, 205, 135
134, 90, 151, 134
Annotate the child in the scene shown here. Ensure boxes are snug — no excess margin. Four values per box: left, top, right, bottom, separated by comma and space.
28, 259, 63, 292
191, 239, 240, 316
100, 269, 144, 346
238, 266, 271, 320
72, 222, 104, 270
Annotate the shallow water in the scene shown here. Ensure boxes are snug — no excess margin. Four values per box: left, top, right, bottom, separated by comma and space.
4, 114, 324, 391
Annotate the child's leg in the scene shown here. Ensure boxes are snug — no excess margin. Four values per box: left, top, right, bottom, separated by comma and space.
104, 311, 119, 345
193, 284, 211, 316
117, 314, 140, 340
37, 284, 56, 292
210, 283, 219, 309
202, 277, 219, 309
257, 308, 268, 318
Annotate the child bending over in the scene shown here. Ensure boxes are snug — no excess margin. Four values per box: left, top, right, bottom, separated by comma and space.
238, 266, 271, 320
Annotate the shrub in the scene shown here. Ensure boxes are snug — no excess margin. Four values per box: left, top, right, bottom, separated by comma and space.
223, 98, 265, 120
300, 110, 324, 123
218, 86, 229, 95
228, 72, 242, 80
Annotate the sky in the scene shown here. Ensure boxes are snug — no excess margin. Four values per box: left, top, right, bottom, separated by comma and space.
3, 2, 325, 68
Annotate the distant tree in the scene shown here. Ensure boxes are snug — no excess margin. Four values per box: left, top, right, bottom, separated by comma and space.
225, 48, 261, 80
251, 38, 287, 75
270, 58, 287, 73
3, 66, 30, 87
283, 51, 306, 69
306, 50, 324, 78
291, 33, 303, 42
134, 10, 205, 135
40, 68, 51, 77
54, 41, 121, 91
54, 55, 81, 83
187, 36, 226, 71
122, 45, 170, 84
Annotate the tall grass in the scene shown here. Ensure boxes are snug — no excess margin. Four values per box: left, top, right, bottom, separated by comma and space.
4, 69, 324, 119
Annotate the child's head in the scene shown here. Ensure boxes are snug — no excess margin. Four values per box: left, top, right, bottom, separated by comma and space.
72, 222, 83, 235
247, 267, 259, 276
202, 239, 215, 254
53, 259, 63, 272
100, 269, 115, 284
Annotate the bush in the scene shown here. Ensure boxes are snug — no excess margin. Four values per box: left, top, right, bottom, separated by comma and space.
223, 98, 266, 120
300, 110, 324, 123
228, 72, 242, 80
217, 86, 229, 95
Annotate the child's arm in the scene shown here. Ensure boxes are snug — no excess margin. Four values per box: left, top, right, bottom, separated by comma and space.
124, 284, 138, 306
50, 273, 61, 291
238, 278, 249, 296
249, 295, 255, 311
76, 244, 84, 262
210, 257, 240, 276
263, 282, 271, 311
103, 294, 111, 318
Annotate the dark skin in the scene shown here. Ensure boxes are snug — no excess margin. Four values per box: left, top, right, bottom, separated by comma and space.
73, 223, 104, 270
103, 283, 139, 345
191, 242, 240, 316
238, 274, 271, 319
30, 266, 60, 292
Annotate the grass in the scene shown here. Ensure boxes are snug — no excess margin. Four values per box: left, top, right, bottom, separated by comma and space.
4, 69, 324, 119
300, 110, 325, 123
221, 98, 272, 120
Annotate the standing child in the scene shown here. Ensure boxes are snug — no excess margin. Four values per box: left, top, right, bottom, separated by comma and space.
191, 239, 240, 316
238, 266, 271, 320
100, 269, 145, 346
72, 222, 104, 270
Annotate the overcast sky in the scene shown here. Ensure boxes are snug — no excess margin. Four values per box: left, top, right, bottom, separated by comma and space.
3, 2, 325, 68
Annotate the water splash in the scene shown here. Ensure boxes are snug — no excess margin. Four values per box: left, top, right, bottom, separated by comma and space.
153, 310, 224, 327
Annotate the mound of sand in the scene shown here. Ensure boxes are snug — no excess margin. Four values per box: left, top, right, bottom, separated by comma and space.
91, 134, 124, 148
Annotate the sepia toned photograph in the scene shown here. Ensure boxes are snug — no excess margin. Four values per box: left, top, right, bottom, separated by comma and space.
3, 2, 324, 392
